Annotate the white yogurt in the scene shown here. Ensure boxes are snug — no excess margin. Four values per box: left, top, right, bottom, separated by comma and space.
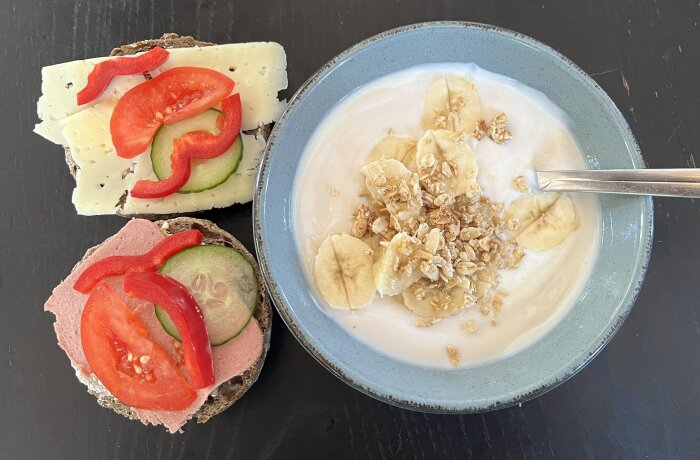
292, 63, 601, 368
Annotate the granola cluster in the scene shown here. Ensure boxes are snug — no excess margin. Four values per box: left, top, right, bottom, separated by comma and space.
486, 112, 513, 144
471, 112, 513, 144
511, 175, 529, 193
351, 145, 524, 326
446, 345, 460, 366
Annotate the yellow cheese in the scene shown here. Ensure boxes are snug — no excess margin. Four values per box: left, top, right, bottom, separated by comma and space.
61, 99, 267, 215
120, 133, 266, 215
35, 42, 287, 215
36, 62, 144, 144
61, 99, 133, 215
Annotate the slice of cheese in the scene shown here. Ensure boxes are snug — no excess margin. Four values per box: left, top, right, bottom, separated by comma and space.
35, 42, 287, 215
36, 64, 145, 144
61, 99, 267, 215
61, 99, 133, 215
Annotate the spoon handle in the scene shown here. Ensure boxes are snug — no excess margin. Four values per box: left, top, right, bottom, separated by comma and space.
537, 169, 700, 198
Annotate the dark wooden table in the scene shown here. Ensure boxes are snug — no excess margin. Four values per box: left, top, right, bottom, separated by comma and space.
2, 1, 699, 458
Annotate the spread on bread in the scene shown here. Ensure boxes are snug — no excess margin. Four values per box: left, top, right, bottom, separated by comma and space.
45, 219, 266, 432
35, 38, 287, 215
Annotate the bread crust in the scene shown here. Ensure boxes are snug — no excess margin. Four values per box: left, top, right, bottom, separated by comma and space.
71, 217, 271, 428
63, 33, 271, 218
110, 33, 214, 56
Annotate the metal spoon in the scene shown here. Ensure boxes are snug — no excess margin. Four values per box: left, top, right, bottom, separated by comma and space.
536, 169, 700, 198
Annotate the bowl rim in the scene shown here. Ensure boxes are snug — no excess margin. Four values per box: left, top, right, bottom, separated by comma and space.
253, 20, 654, 412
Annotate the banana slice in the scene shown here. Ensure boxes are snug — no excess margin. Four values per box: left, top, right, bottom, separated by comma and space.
367, 135, 418, 172
374, 232, 423, 296
422, 75, 483, 133
402, 280, 475, 318
314, 234, 376, 309
416, 129, 480, 197
504, 193, 576, 251
362, 159, 422, 221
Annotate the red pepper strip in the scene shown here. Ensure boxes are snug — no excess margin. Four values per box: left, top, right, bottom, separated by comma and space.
130, 93, 242, 198
123, 271, 215, 389
176, 93, 243, 160
76, 47, 170, 106
130, 148, 191, 199
73, 230, 203, 294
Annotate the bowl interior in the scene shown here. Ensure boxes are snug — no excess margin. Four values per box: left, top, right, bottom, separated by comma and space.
254, 22, 652, 411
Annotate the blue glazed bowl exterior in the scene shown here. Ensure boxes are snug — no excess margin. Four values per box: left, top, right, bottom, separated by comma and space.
254, 22, 653, 412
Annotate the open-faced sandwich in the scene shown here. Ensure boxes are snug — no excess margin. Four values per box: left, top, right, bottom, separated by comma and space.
44, 218, 271, 433
34, 34, 287, 216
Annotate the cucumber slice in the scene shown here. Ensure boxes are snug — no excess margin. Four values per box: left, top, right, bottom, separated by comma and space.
151, 109, 243, 193
155, 245, 258, 345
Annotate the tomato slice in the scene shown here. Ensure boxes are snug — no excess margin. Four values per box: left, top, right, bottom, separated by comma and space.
123, 272, 214, 389
80, 282, 197, 410
110, 67, 234, 158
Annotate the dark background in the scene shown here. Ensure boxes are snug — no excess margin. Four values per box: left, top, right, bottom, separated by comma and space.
1, 0, 699, 458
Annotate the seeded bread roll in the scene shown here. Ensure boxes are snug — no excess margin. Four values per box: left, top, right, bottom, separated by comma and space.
72, 217, 271, 425
63, 34, 272, 218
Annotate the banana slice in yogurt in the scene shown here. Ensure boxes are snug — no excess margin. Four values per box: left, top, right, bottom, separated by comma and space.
402, 279, 475, 318
422, 75, 483, 133
367, 135, 418, 172
362, 159, 422, 223
416, 129, 480, 198
373, 232, 424, 297
314, 233, 376, 309
504, 193, 576, 251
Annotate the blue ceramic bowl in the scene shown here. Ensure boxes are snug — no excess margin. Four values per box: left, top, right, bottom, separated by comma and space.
253, 22, 653, 411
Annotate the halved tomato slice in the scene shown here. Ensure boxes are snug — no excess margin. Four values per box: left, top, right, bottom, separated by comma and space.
80, 282, 196, 410
110, 67, 234, 158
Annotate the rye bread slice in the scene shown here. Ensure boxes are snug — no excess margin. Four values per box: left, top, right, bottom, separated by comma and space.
110, 33, 213, 56
71, 217, 271, 427
63, 33, 271, 217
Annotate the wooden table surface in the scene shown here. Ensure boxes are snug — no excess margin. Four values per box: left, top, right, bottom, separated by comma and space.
1, 1, 699, 458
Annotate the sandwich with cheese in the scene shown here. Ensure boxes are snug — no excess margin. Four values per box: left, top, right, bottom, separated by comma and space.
34, 34, 287, 216
45, 217, 271, 433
